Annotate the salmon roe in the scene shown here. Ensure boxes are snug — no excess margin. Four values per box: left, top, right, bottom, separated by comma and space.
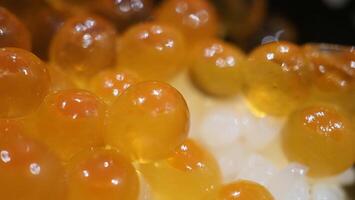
32, 89, 106, 161
155, 0, 219, 41
67, 148, 139, 200
190, 38, 245, 96
243, 41, 311, 116
303, 43, 355, 92
282, 105, 355, 177
106, 81, 189, 162
0, 119, 67, 200
90, 69, 141, 105
50, 15, 117, 84
92, 0, 153, 29
0, 1, 354, 199
140, 139, 221, 200
0, 7, 31, 50
19, 3, 67, 60
118, 22, 186, 81
218, 180, 274, 200
0, 48, 50, 118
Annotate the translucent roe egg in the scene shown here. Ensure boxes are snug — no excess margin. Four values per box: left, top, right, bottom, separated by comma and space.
0, 120, 67, 200
282, 105, 355, 177
302, 44, 355, 114
140, 139, 221, 200
106, 81, 189, 162
155, 0, 219, 41
92, 0, 153, 29
303, 43, 355, 92
243, 41, 311, 116
218, 180, 274, 200
0, 48, 50, 118
0, 7, 31, 50
118, 22, 186, 81
50, 15, 117, 84
90, 69, 141, 105
249, 41, 310, 81
190, 38, 245, 96
33, 89, 106, 161
67, 148, 139, 200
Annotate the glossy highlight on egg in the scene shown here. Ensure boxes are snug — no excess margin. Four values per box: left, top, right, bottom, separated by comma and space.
0, 1, 354, 200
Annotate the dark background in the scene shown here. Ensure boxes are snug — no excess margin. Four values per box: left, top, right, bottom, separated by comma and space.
268, 0, 355, 45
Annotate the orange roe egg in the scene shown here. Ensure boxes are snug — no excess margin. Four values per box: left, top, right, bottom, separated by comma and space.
0, 7, 31, 50
155, 0, 219, 41
106, 81, 189, 162
190, 38, 245, 96
50, 15, 117, 85
90, 69, 141, 105
92, 0, 153, 29
303, 43, 355, 92
118, 22, 186, 81
0, 48, 50, 118
67, 148, 139, 200
301, 44, 355, 115
0, 120, 67, 200
140, 139, 221, 200
249, 41, 310, 80
243, 41, 311, 116
282, 105, 355, 177
218, 180, 274, 200
33, 89, 106, 161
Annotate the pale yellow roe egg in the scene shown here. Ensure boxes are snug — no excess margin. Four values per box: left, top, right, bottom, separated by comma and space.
243, 41, 311, 116
140, 139, 221, 200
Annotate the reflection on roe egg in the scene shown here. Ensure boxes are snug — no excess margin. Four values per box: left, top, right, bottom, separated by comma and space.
190, 38, 245, 96
67, 148, 139, 200
33, 89, 106, 161
140, 139, 221, 200
0, 1, 353, 199
282, 105, 355, 177
90, 69, 141, 105
118, 22, 186, 81
218, 180, 275, 200
0, 119, 67, 200
155, 0, 219, 41
106, 81, 189, 162
0, 7, 31, 50
0, 48, 50, 118
50, 15, 117, 85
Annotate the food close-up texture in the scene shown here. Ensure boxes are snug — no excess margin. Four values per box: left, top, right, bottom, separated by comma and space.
0, 0, 354, 199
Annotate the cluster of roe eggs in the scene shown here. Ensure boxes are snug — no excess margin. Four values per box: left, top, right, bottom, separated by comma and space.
0, 0, 354, 199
